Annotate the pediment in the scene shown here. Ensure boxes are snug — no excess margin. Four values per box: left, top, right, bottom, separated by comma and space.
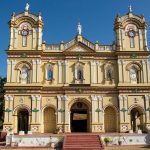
64, 43, 95, 53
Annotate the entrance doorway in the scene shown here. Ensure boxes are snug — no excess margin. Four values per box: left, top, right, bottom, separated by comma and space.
104, 106, 117, 132
44, 107, 56, 133
70, 102, 89, 132
18, 109, 29, 133
131, 107, 143, 132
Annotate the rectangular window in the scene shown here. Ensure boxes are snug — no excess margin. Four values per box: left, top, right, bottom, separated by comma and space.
130, 37, 135, 48
22, 36, 27, 47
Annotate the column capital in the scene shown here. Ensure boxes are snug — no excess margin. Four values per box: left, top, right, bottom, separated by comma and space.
123, 95, 128, 101
36, 95, 41, 101
31, 95, 36, 101
57, 95, 62, 101
118, 95, 123, 101
9, 95, 14, 101
32, 59, 36, 65
145, 95, 149, 101
97, 96, 103, 101
91, 95, 98, 101
37, 59, 41, 65
4, 95, 9, 101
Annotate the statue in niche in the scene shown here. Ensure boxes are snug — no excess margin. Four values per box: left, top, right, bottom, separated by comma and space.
47, 69, 53, 80
77, 68, 83, 80
106, 68, 113, 81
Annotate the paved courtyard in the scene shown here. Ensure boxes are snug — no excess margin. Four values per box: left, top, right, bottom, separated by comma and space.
0, 145, 150, 150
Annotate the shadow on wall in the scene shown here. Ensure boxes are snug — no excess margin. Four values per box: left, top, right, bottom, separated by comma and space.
145, 132, 150, 145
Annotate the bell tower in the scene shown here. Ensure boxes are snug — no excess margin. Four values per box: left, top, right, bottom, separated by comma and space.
8, 3, 44, 50
114, 6, 148, 51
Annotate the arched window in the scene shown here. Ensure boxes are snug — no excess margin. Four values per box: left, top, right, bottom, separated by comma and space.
129, 67, 139, 84
128, 30, 135, 48
126, 63, 141, 84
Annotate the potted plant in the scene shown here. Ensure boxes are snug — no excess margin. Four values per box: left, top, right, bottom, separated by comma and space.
104, 137, 111, 146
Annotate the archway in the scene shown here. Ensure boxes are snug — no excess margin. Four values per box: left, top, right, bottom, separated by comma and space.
70, 102, 89, 132
18, 109, 29, 134
104, 106, 117, 132
130, 107, 144, 132
44, 107, 56, 133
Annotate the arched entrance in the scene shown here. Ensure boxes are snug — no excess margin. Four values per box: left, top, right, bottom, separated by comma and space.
70, 102, 89, 132
130, 107, 144, 132
104, 106, 117, 132
18, 109, 29, 134
44, 107, 56, 133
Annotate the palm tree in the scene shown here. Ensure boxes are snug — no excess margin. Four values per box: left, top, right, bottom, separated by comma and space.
0, 77, 6, 129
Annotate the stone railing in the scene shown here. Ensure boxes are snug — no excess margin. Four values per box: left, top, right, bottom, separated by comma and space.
45, 44, 60, 50
82, 38, 95, 50
64, 39, 76, 49
97, 45, 114, 51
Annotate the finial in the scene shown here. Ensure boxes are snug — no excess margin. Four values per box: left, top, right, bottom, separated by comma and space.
77, 21, 82, 35
128, 5, 132, 13
25, 3, 30, 12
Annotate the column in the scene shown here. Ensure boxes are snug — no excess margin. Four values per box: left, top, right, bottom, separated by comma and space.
118, 60, 123, 83
4, 95, 9, 123
146, 60, 150, 83
98, 96, 103, 123
35, 95, 41, 123
11, 60, 16, 82
14, 29, 18, 49
122, 60, 127, 83
97, 62, 101, 83
142, 60, 147, 83
37, 27, 42, 50
123, 95, 128, 123
31, 95, 36, 123
64, 60, 68, 84
32, 28, 37, 49
139, 29, 143, 50
32, 60, 36, 83
7, 59, 11, 83
90, 61, 94, 83
145, 95, 150, 122
57, 96, 62, 124
8, 95, 14, 123
91, 95, 97, 123
93, 61, 96, 83
36, 59, 41, 83
63, 96, 68, 124
143, 29, 148, 49
122, 30, 125, 50
58, 61, 62, 83
119, 95, 124, 123
9, 27, 14, 49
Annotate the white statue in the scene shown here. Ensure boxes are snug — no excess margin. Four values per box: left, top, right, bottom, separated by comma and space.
128, 5, 132, 13
25, 3, 29, 11
77, 22, 82, 35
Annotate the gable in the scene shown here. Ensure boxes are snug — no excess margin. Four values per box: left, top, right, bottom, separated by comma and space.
64, 43, 95, 53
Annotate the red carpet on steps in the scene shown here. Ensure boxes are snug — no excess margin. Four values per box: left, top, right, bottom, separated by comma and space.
63, 134, 104, 150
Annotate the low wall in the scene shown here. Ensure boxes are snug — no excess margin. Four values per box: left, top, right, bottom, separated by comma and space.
101, 134, 150, 145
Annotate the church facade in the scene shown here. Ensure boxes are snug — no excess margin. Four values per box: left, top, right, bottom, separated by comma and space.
3, 6, 150, 134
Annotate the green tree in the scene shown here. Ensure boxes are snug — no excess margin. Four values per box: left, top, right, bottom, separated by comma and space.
0, 77, 6, 129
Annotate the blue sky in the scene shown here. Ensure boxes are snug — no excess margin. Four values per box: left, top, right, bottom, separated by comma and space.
0, 0, 150, 77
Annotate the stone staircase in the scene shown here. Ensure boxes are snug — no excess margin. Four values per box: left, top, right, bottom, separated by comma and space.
63, 134, 104, 150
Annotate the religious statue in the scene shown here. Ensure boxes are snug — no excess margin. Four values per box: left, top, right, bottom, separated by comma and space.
128, 5, 132, 13
25, 3, 30, 12
77, 22, 82, 35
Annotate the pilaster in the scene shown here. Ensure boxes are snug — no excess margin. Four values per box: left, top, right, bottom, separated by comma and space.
32, 60, 36, 83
